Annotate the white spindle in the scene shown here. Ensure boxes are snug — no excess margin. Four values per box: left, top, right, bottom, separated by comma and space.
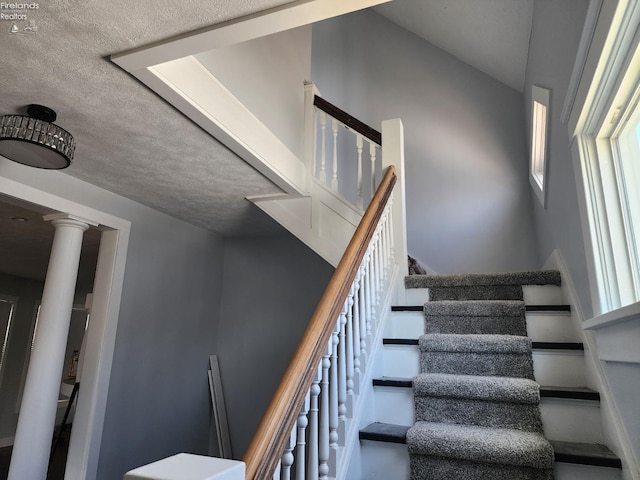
345, 285, 355, 398
369, 141, 377, 200
280, 423, 296, 480
331, 119, 339, 190
329, 318, 340, 448
367, 250, 375, 339
338, 300, 348, 424
356, 135, 364, 209
362, 257, 371, 364
353, 270, 363, 378
307, 365, 321, 480
320, 112, 327, 183
318, 342, 331, 480
296, 393, 310, 480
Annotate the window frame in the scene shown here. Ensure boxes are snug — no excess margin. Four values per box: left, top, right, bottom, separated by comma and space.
570, 0, 640, 314
530, 85, 551, 207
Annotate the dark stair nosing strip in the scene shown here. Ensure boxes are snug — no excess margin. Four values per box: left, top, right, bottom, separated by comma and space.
551, 440, 622, 468
526, 305, 571, 312
359, 422, 409, 444
392, 305, 571, 312
383, 338, 584, 350
532, 341, 584, 350
541, 387, 600, 401
373, 377, 413, 388
392, 305, 423, 312
383, 338, 419, 346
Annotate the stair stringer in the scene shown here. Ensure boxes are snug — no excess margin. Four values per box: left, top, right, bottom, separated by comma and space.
251, 179, 364, 268
544, 249, 640, 480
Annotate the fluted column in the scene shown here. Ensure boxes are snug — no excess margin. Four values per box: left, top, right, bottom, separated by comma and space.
9, 214, 92, 480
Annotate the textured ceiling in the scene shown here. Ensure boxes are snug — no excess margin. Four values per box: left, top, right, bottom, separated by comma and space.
375, 0, 534, 92
0, 0, 296, 238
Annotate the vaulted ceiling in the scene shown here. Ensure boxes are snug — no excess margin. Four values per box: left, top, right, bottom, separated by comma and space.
0, 0, 534, 283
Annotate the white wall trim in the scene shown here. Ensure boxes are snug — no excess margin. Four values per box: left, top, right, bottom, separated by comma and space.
110, 0, 392, 71
0, 174, 130, 480
148, 56, 308, 196
544, 249, 640, 480
584, 300, 640, 329
561, 0, 604, 124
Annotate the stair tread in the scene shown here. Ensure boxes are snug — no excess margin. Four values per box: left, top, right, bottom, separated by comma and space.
359, 422, 410, 444
550, 440, 622, 468
391, 304, 571, 312
405, 270, 561, 289
383, 337, 583, 351
407, 421, 553, 469
414, 373, 540, 403
372, 377, 600, 401
359, 424, 620, 469
419, 333, 531, 353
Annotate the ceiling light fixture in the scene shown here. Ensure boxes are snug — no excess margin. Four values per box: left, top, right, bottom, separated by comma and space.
0, 104, 75, 169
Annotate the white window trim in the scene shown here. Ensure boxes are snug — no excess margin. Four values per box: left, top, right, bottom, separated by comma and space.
569, 0, 640, 315
530, 85, 551, 207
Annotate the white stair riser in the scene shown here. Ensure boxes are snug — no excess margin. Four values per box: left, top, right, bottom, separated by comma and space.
385, 311, 578, 342
533, 351, 586, 388
541, 399, 603, 443
358, 441, 621, 480
382, 346, 586, 388
372, 387, 603, 443
403, 285, 563, 305
555, 463, 621, 480
523, 285, 564, 305
373, 387, 413, 425
526, 312, 578, 342
359, 440, 410, 480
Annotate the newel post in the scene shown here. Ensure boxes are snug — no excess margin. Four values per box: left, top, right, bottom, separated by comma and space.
303, 82, 320, 192
381, 119, 409, 303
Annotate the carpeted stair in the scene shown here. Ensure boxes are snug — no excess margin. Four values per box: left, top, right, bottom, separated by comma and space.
405, 271, 559, 480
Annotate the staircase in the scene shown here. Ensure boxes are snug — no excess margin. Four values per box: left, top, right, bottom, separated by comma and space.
358, 271, 622, 479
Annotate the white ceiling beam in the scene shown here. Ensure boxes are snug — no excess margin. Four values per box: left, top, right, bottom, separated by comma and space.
112, 0, 391, 71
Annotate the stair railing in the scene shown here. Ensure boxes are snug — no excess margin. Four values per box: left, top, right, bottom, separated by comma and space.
305, 84, 382, 210
243, 165, 398, 480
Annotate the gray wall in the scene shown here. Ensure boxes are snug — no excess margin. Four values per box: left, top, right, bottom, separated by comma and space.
216, 231, 334, 458
312, 9, 539, 274
524, 0, 592, 318
0, 159, 226, 480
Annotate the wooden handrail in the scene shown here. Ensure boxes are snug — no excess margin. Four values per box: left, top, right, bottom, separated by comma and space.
314, 95, 382, 146
243, 166, 397, 480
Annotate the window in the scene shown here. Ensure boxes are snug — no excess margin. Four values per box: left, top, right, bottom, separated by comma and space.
530, 85, 551, 207
572, 0, 640, 313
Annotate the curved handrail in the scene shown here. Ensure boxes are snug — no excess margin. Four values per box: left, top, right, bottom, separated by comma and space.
243, 166, 397, 480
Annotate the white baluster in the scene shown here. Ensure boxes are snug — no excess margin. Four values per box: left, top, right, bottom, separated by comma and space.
353, 271, 363, 378
331, 119, 339, 191
367, 251, 375, 340
329, 318, 340, 448
356, 135, 364, 209
296, 393, 310, 480
319, 342, 331, 479
320, 112, 327, 183
307, 365, 321, 480
369, 141, 377, 201
281, 423, 296, 480
345, 285, 355, 398
362, 257, 371, 364
338, 300, 347, 427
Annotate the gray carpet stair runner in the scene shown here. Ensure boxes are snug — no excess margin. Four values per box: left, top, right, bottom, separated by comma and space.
405, 271, 560, 480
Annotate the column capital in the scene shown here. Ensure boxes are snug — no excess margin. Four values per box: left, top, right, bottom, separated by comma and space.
43, 212, 98, 230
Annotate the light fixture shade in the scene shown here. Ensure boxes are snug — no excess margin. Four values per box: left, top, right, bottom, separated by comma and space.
0, 107, 75, 169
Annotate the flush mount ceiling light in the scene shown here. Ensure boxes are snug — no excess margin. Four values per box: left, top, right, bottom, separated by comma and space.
0, 104, 75, 169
